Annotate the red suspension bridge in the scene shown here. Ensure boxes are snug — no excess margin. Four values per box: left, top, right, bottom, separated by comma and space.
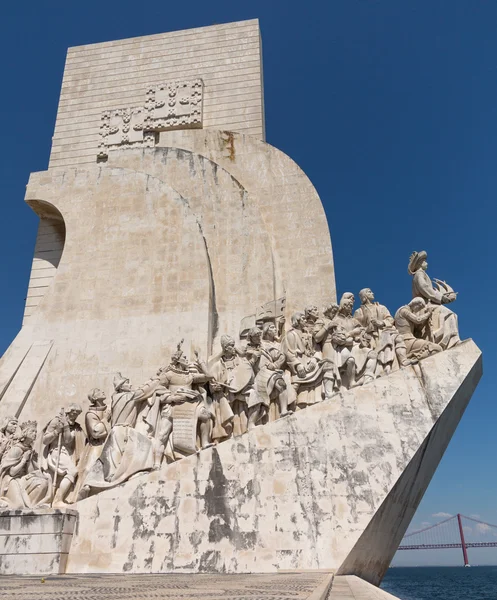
398, 514, 497, 566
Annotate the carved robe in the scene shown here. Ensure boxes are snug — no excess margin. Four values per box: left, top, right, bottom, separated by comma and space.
80, 384, 156, 494
208, 354, 253, 437
73, 406, 109, 499
153, 367, 211, 455
0, 444, 52, 509
354, 302, 403, 374
330, 313, 377, 386
42, 416, 86, 499
281, 327, 324, 407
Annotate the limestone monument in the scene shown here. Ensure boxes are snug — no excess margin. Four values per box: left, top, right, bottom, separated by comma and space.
0, 18, 482, 589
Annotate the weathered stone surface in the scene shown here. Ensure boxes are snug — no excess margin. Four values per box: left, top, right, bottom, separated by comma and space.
0, 508, 77, 575
65, 340, 481, 574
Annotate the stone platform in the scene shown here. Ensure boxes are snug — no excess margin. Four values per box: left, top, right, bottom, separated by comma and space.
0, 572, 403, 599
0, 572, 334, 600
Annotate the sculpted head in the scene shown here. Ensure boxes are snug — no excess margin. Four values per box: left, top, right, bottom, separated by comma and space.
220, 335, 236, 358
408, 297, 426, 313
1, 416, 18, 436
323, 303, 339, 320
359, 288, 374, 304
171, 339, 190, 371
248, 327, 263, 345
291, 312, 306, 331
262, 322, 277, 341
19, 421, 37, 446
88, 388, 106, 407
408, 250, 428, 275
66, 403, 82, 424
339, 293, 355, 316
114, 373, 132, 393
304, 305, 319, 322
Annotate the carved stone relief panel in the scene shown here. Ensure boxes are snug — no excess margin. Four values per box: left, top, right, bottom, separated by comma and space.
97, 79, 203, 159
145, 79, 204, 131
98, 107, 155, 159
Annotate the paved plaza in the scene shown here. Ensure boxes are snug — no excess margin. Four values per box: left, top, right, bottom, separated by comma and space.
0, 572, 333, 600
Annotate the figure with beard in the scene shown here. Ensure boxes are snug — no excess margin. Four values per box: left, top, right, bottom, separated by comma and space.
331, 293, 378, 389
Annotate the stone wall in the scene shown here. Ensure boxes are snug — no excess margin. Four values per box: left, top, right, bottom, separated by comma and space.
49, 19, 265, 170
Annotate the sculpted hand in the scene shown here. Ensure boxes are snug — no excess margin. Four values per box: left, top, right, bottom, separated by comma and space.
442, 292, 457, 304
266, 362, 276, 371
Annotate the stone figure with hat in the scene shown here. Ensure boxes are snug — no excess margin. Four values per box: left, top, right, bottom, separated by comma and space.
408, 250, 460, 350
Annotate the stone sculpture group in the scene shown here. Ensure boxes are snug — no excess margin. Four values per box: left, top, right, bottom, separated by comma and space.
0, 251, 461, 508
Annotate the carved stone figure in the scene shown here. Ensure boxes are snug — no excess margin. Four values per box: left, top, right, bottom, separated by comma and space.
0, 421, 52, 509
312, 303, 340, 398
245, 326, 290, 430
331, 293, 378, 388
354, 288, 414, 375
208, 335, 254, 437
281, 312, 324, 408
0, 416, 20, 461
78, 374, 156, 498
73, 389, 109, 499
409, 251, 460, 349
394, 298, 443, 360
303, 305, 321, 355
155, 344, 215, 456
206, 336, 237, 442
261, 322, 292, 421
42, 404, 86, 506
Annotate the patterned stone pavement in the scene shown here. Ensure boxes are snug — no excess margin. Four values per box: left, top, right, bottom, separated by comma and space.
0, 572, 333, 600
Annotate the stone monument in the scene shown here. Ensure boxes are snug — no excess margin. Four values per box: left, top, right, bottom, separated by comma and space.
0, 18, 481, 589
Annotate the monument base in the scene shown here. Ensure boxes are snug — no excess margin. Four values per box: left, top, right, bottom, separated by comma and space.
0, 508, 78, 575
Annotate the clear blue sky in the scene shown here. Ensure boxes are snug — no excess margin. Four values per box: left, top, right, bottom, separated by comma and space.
1, 1, 496, 566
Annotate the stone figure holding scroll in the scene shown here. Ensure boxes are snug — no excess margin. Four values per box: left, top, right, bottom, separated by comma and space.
408, 251, 460, 350
0, 421, 52, 509
330, 293, 377, 388
354, 288, 414, 375
42, 404, 86, 506
155, 343, 215, 456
